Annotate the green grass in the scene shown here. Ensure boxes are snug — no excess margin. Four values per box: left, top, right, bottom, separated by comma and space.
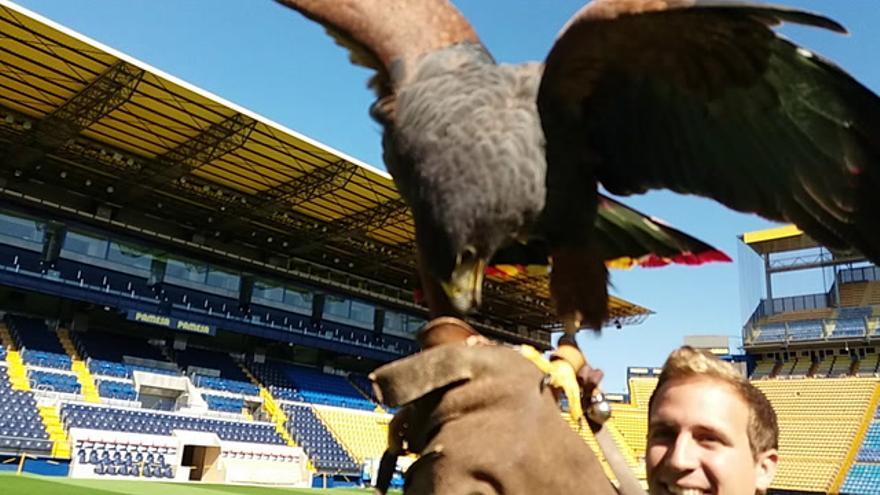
0, 473, 373, 495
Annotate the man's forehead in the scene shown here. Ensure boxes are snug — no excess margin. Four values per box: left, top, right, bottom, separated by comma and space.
650, 376, 749, 425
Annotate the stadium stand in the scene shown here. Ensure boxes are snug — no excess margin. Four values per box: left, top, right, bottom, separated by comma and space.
857, 354, 880, 377
750, 359, 777, 379
841, 398, 880, 494
29, 370, 81, 394
311, 405, 389, 464
753, 378, 879, 493
756, 323, 787, 343
204, 394, 245, 414
249, 360, 376, 410
61, 403, 284, 444
0, 366, 53, 454
562, 412, 646, 487
832, 307, 873, 339
172, 346, 260, 398
283, 403, 359, 473
96, 379, 137, 401
814, 355, 836, 378
608, 376, 657, 458
5, 315, 74, 371
191, 374, 259, 396
348, 373, 378, 402
73, 330, 174, 374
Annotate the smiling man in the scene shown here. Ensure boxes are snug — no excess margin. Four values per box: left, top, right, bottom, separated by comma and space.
646, 347, 779, 495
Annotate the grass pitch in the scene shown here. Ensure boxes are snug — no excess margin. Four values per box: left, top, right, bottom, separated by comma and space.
0, 473, 374, 495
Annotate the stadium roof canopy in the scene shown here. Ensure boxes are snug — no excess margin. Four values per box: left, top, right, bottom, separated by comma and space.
741, 225, 817, 255
0, 0, 651, 337
740, 224, 867, 274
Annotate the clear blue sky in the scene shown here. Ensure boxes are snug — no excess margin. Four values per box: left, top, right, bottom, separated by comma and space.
13, 0, 880, 393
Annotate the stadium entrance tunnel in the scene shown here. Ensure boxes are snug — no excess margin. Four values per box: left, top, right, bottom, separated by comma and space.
177, 431, 222, 482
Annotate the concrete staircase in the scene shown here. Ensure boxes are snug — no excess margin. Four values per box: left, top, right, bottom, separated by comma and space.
56, 328, 100, 403
37, 404, 71, 459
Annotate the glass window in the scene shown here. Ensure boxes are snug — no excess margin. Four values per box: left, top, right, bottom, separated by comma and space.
350, 301, 375, 324
384, 311, 404, 333
64, 230, 108, 258
165, 257, 207, 284
405, 316, 426, 335
206, 268, 240, 291
283, 286, 313, 309
324, 295, 351, 318
254, 279, 284, 302
0, 212, 44, 243
107, 241, 153, 270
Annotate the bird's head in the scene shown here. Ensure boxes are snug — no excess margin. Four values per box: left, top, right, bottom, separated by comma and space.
440, 245, 486, 314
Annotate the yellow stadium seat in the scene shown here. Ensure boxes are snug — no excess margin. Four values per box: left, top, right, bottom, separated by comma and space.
312, 405, 390, 464
753, 378, 879, 493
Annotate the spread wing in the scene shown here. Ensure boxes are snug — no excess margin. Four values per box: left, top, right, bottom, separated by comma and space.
538, 0, 880, 263
276, 0, 481, 98
488, 194, 730, 274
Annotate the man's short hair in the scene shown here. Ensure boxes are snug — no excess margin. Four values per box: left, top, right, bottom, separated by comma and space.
648, 346, 779, 457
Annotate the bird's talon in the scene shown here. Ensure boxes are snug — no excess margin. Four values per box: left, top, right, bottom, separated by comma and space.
540, 374, 551, 392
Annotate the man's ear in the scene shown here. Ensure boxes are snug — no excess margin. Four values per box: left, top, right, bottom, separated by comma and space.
754, 448, 778, 494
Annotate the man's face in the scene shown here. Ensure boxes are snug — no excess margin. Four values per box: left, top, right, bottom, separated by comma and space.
646, 377, 777, 495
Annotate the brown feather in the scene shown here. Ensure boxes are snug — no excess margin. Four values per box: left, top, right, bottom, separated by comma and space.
276, 0, 481, 91
550, 243, 609, 331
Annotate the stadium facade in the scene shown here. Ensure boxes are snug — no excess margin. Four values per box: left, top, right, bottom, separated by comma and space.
0, 0, 652, 488
1, 1, 880, 494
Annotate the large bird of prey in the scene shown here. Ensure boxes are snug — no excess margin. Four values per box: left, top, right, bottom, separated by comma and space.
276, 0, 880, 335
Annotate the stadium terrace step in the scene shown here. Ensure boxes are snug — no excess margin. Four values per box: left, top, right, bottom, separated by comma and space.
58, 328, 101, 403
38, 404, 71, 459
283, 403, 358, 474
72, 360, 101, 403
4, 349, 30, 391
259, 386, 315, 473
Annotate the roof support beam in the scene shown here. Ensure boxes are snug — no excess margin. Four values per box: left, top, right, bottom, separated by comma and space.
290, 198, 409, 255
117, 112, 256, 196
3, 61, 143, 170
212, 159, 359, 231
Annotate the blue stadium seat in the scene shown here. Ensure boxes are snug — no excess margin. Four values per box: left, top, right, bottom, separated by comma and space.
756, 324, 786, 342
60, 403, 284, 446
28, 370, 81, 394
282, 403, 359, 473
250, 360, 375, 410
203, 394, 245, 413
787, 320, 824, 341
192, 374, 259, 396
842, 462, 880, 494
0, 368, 52, 454
96, 380, 137, 401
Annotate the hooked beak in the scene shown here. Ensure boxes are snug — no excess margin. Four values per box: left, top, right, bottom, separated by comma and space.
440, 247, 486, 314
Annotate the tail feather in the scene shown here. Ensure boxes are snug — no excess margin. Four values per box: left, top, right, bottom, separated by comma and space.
550, 243, 609, 331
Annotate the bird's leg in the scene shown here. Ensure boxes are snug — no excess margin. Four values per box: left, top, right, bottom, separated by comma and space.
549, 328, 588, 428
552, 317, 611, 429
518, 329, 586, 426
